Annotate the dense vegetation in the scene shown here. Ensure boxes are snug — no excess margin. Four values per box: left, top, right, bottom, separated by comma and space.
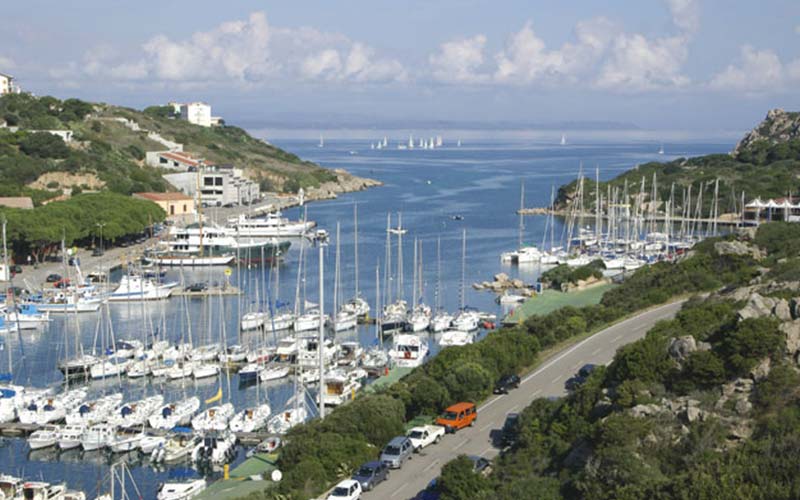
0, 192, 165, 262
555, 117, 800, 217
540, 259, 604, 289
245, 225, 767, 499
434, 223, 800, 500
0, 93, 340, 201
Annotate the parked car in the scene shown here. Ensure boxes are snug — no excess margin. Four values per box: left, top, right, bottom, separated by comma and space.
351, 461, 389, 492
414, 478, 441, 500
435, 402, 477, 433
326, 479, 362, 500
185, 282, 208, 293
493, 374, 521, 394
407, 425, 445, 452
466, 455, 492, 476
380, 436, 414, 469
500, 412, 519, 447
92, 247, 105, 257
54, 278, 71, 289
565, 363, 598, 391
46, 274, 62, 283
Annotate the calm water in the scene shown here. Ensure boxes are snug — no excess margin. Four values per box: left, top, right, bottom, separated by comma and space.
0, 137, 732, 497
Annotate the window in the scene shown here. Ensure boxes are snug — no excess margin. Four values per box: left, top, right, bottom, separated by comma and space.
204, 177, 214, 186
170, 205, 175, 215
215, 177, 223, 186
182, 204, 187, 213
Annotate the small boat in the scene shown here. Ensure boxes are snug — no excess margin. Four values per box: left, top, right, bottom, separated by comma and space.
229, 404, 271, 433
293, 311, 326, 333
192, 364, 220, 380
90, 357, 131, 380
109, 429, 146, 453
406, 304, 431, 333
332, 310, 357, 332
166, 361, 195, 381
20, 482, 69, 500
58, 354, 99, 378
28, 425, 60, 450
190, 344, 221, 362
191, 403, 234, 432
267, 407, 308, 435
140, 434, 167, 454
451, 309, 480, 332
430, 311, 453, 333
192, 430, 237, 465
319, 369, 366, 407
66, 393, 123, 426
439, 329, 475, 347
497, 291, 526, 304
219, 345, 248, 364
361, 348, 389, 371
0, 474, 23, 499
336, 342, 364, 368
18, 389, 87, 426
341, 297, 370, 318
5, 304, 50, 329
237, 363, 262, 384
108, 395, 164, 428
81, 423, 115, 451
152, 429, 199, 464
58, 424, 85, 450
148, 397, 200, 430
259, 366, 290, 382
388, 334, 428, 368
157, 477, 206, 500
0, 385, 25, 424
245, 346, 276, 364
108, 274, 175, 301
245, 436, 281, 458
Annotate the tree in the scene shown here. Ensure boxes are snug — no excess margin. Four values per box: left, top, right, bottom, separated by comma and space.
439, 455, 493, 500
19, 132, 70, 159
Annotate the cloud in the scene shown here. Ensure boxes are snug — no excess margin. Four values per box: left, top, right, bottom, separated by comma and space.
709, 45, 793, 92
0, 56, 16, 70
77, 11, 404, 86
665, 0, 699, 33
795, 25, 800, 35
428, 35, 489, 83
596, 34, 690, 90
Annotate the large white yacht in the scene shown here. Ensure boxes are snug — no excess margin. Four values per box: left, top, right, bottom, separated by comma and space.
226, 211, 316, 238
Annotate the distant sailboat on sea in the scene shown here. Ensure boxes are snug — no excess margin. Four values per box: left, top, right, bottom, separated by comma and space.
457, 139, 462, 147
658, 143, 665, 155
436, 136, 443, 147
560, 134, 567, 146
318, 135, 324, 148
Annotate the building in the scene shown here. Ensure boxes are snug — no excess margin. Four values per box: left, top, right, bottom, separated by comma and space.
745, 197, 800, 223
0, 197, 33, 209
163, 166, 260, 207
31, 130, 73, 143
145, 150, 208, 170
133, 192, 196, 218
180, 102, 212, 127
0, 73, 20, 95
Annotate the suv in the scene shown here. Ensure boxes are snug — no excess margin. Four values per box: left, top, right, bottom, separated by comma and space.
493, 374, 521, 394
352, 461, 389, 491
380, 436, 413, 469
327, 479, 362, 500
435, 402, 477, 433
565, 363, 598, 391
500, 413, 519, 447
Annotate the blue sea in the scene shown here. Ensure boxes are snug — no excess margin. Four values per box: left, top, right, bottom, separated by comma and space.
0, 135, 732, 498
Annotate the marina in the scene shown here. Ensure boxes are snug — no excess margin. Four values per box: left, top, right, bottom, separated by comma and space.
0, 137, 732, 498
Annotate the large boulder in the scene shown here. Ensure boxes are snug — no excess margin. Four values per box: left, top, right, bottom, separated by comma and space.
738, 294, 776, 320
750, 357, 771, 382
773, 299, 792, 322
668, 336, 697, 363
714, 241, 764, 260
631, 403, 662, 418
780, 320, 800, 356
494, 273, 510, 283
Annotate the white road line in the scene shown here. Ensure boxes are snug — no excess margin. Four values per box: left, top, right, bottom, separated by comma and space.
423, 459, 440, 472
611, 334, 623, 342
453, 439, 468, 451
390, 483, 407, 498
479, 422, 493, 432
530, 389, 541, 398
551, 375, 562, 384
479, 446, 492, 456
572, 361, 583, 370
508, 405, 519, 413
479, 395, 502, 411
591, 347, 602, 355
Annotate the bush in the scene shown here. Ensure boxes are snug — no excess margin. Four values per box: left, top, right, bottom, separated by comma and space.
19, 132, 70, 159
719, 317, 784, 376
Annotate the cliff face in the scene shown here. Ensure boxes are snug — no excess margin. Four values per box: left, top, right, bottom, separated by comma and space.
733, 108, 800, 156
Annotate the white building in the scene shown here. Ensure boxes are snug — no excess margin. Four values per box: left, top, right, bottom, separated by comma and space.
145, 151, 207, 170
164, 166, 260, 207
180, 102, 212, 127
0, 73, 20, 95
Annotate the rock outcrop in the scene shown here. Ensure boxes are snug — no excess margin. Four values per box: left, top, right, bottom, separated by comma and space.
733, 108, 800, 157
714, 241, 764, 260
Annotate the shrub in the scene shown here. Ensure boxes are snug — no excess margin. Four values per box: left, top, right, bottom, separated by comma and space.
19, 132, 70, 159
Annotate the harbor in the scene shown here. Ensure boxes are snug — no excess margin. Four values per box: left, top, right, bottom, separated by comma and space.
0, 138, 734, 498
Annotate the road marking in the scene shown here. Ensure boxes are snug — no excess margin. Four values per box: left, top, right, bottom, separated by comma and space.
611, 334, 623, 342
453, 439, 468, 451
572, 361, 583, 370
520, 301, 682, 386
423, 459, 439, 472
480, 422, 493, 432
531, 389, 541, 398
551, 375, 562, 384
508, 405, 519, 413
390, 484, 407, 498
479, 395, 501, 411
591, 347, 602, 355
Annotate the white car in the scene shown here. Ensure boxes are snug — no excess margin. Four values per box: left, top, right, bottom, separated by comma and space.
327, 479, 362, 500
406, 425, 445, 452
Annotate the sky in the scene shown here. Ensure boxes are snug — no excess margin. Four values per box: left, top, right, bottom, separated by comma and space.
3, 0, 800, 132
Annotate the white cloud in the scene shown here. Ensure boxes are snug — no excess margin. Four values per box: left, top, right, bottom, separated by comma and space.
710, 45, 795, 92
596, 34, 690, 90
77, 11, 405, 86
795, 25, 800, 35
665, 0, 699, 33
0, 56, 16, 71
428, 35, 489, 83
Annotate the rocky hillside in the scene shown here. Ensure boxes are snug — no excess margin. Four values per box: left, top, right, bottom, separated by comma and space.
436, 222, 800, 499
733, 108, 800, 156
554, 109, 800, 214
0, 93, 377, 204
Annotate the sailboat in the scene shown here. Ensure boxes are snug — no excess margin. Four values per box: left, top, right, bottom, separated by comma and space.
381, 214, 408, 334
406, 239, 431, 332
561, 134, 567, 146
430, 238, 453, 333
658, 143, 665, 155
408, 134, 414, 149
318, 134, 324, 148
267, 376, 309, 434
456, 139, 462, 147
333, 223, 358, 332
436, 136, 443, 147
501, 182, 542, 264
451, 230, 480, 333
342, 204, 370, 318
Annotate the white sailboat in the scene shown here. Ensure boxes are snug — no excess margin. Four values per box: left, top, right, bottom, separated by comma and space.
66, 393, 123, 426
229, 403, 271, 433
191, 402, 234, 432
332, 222, 357, 332
318, 134, 324, 148
107, 395, 164, 428
658, 143, 665, 155
561, 134, 567, 146
148, 397, 200, 429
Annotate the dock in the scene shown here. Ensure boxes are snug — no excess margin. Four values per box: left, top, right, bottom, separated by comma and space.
173, 285, 242, 297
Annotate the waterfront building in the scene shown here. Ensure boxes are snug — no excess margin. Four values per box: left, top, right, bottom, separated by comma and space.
164, 166, 260, 207
133, 192, 196, 219
180, 102, 212, 127
146, 151, 208, 170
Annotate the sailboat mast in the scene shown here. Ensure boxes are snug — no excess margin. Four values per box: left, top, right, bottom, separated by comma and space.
518, 182, 525, 249
375, 262, 382, 345
353, 203, 359, 300
460, 229, 466, 311
412, 237, 418, 307
435, 237, 441, 312
397, 213, 403, 301
2, 218, 10, 375
334, 222, 341, 330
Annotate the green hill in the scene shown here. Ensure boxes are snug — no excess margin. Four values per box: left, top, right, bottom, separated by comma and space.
555, 109, 800, 215
0, 93, 344, 204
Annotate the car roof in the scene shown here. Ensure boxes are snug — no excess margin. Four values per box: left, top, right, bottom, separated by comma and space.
444, 402, 474, 412
361, 461, 381, 468
387, 436, 409, 445
337, 479, 358, 487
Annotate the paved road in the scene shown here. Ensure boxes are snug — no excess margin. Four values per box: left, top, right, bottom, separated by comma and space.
363, 300, 685, 500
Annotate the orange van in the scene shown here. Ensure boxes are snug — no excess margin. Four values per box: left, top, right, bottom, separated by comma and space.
435, 402, 477, 433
